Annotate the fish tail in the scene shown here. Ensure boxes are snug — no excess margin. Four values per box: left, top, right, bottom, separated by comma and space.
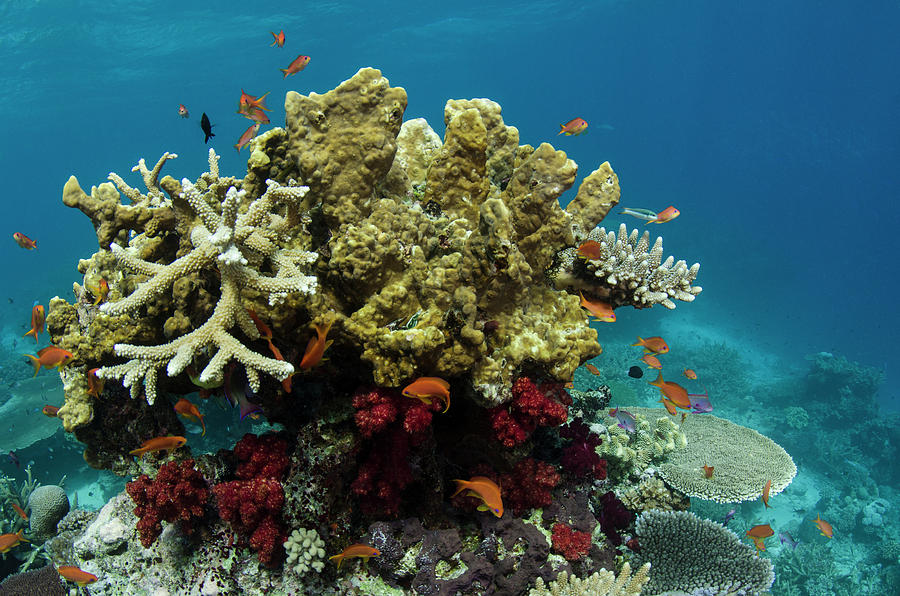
631, 337, 644, 347
200, 416, 206, 438
22, 328, 37, 342
23, 354, 40, 376
280, 69, 290, 78
450, 480, 469, 498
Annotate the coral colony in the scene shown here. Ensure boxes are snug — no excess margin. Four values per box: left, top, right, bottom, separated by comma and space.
2, 68, 797, 594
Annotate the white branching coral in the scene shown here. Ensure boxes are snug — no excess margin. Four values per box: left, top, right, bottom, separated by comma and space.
98, 158, 318, 404
584, 223, 701, 309
529, 562, 651, 595
107, 151, 179, 207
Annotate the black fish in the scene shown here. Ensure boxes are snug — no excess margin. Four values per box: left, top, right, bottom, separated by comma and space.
200, 113, 215, 144
628, 365, 643, 379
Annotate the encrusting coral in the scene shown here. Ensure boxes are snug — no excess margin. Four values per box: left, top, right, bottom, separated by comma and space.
633, 510, 774, 594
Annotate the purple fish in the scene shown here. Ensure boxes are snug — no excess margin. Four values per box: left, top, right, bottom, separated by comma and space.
7, 451, 19, 468
609, 407, 636, 433
779, 531, 799, 550
688, 393, 713, 413
723, 508, 736, 526
223, 363, 262, 420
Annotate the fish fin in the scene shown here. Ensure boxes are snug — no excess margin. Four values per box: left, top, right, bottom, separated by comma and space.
476, 504, 489, 512
23, 354, 40, 376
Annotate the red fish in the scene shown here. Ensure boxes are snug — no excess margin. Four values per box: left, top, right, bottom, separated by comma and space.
812, 514, 833, 538
648, 372, 691, 409
178, 104, 189, 118
87, 368, 104, 398
402, 377, 450, 413
235, 123, 261, 152
270, 30, 285, 47
579, 292, 615, 322
242, 106, 270, 124
746, 524, 774, 551
632, 336, 669, 354
328, 544, 380, 569
585, 363, 601, 376
174, 398, 206, 437
701, 465, 714, 479
10, 503, 28, 521
576, 240, 603, 260
13, 233, 36, 249
0, 529, 28, 553
682, 368, 698, 380
280, 55, 311, 77
57, 566, 98, 587
24, 346, 74, 376
41, 405, 60, 417
300, 320, 333, 370
23, 303, 45, 343
238, 89, 271, 114
246, 309, 291, 391
658, 397, 677, 416
451, 476, 504, 517
641, 354, 662, 369
646, 205, 680, 225
761, 479, 772, 509
129, 436, 187, 459
558, 118, 588, 136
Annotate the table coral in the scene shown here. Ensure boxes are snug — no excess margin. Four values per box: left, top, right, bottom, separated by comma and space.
125, 459, 210, 547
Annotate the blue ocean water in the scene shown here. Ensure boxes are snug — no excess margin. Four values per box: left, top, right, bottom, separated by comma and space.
1, 1, 898, 594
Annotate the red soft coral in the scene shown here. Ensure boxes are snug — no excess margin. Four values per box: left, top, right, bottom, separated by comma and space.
559, 418, 607, 480
351, 427, 414, 516
353, 387, 436, 440
488, 377, 571, 447
500, 457, 561, 516
233, 433, 290, 480
126, 459, 210, 547
551, 522, 592, 561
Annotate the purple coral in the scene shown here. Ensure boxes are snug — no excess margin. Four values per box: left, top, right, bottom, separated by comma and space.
597, 490, 633, 546
559, 418, 607, 480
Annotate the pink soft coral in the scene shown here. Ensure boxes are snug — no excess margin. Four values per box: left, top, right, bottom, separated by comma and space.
488, 377, 571, 447
126, 459, 210, 547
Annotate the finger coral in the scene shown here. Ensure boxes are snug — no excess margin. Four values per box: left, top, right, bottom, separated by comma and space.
528, 562, 651, 596
633, 509, 774, 594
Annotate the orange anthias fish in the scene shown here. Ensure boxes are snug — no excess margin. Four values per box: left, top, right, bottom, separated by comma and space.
10, 503, 28, 521
24, 346, 74, 376
328, 544, 380, 569
451, 476, 504, 517
659, 397, 677, 415
575, 240, 603, 260
641, 354, 662, 369
300, 320, 334, 370
174, 398, 206, 437
129, 436, 187, 459
701, 465, 714, 479
683, 368, 698, 380
812, 514, 833, 538
632, 336, 669, 354
23, 303, 45, 343
746, 524, 774, 551
647, 205, 680, 225
42, 405, 60, 417
761, 479, 772, 509
238, 89, 271, 113
235, 123, 261, 152
558, 117, 588, 136
402, 377, 451, 413
270, 30, 285, 47
649, 372, 691, 409
178, 104, 189, 118
280, 55, 311, 77
579, 292, 616, 322
57, 566, 98, 587
0, 530, 29, 553
89, 278, 109, 305
585, 363, 601, 376
247, 309, 292, 392
87, 368, 104, 398
12, 232, 36, 249
242, 106, 270, 124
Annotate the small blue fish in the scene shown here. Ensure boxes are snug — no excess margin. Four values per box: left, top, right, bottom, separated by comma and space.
779, 531, 799, 550
688, 393, 713, 413
609, 407, 636, 433
723, 508, 736, 526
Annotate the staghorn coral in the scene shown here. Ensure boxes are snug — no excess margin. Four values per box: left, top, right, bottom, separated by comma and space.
97, 169, 317, 404
528, 562, 651, 596
633, 510, 774, 595
550, 223, 701, 310
647, 408, 797, 504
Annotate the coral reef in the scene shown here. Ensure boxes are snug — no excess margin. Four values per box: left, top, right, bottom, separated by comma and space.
527, 562, 651, 596
125, 459, 209, 547
618, 476, 690, 514
595, 408, 685, 481
27, 485, 69, 541
653, 409, 797, 503
633, 510, 774, 594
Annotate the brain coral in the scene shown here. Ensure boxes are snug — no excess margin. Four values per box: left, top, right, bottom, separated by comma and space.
632, 408, 797, 503
634, 509, 775, 595
28, 485, 70, 540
